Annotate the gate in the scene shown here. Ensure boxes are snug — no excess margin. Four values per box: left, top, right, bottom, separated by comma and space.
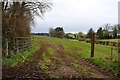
16, 37, 34, 53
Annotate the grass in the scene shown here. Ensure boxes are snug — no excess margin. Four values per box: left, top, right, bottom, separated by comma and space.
71, 62, 79, 68
39, 52, 51, 70
38, 46, 58, 71
50, 75, 59, 79
3, 35, 119, 75
98, 39, 119, 42
34, 36, 119, 75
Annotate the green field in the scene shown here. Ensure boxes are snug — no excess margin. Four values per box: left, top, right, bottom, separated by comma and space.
98, 39, 120, 42
36, 36, 119, 74
3, 36, 119, 78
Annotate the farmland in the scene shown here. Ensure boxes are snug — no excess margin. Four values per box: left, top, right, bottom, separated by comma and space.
2, 1, 120, 79
98, 39, 119, 42
2, 36, 119, 79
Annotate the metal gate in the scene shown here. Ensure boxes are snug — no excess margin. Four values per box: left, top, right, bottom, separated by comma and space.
16, 37, 34, 53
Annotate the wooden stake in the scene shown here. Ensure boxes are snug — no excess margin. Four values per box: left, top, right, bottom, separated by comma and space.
91, 33, 95, 57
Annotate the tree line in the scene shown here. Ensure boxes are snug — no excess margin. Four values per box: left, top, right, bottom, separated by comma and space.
32, 33, 49, 36
86, 24, 119, 39
49, 27, 85, 39
49, 24, 120, 40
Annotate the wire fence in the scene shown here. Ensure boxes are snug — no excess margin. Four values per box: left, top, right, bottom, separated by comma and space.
95, 41, 118, 46
85, 39, 119, 61
16, 37, 34, 53
96, 41, 118, 62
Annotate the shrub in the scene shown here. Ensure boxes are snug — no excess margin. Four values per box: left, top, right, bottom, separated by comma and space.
95, 40, 99, 44
64, 34, 70, 39
102, 41, 105, 45
105, 41, 109, 45
78, 38, 85, 41
85, 38, 91, 43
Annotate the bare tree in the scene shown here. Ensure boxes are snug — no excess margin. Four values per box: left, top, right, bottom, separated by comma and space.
104, 24, 111, 31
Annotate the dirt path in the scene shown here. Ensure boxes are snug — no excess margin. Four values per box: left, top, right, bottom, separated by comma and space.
47, 42, 119, 79
2, 42, 49, 79
2, 41, 120, 79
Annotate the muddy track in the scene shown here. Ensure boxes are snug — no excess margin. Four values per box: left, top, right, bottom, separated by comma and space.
2, 41, 49, 79
2, 41, 120, 79
47, 42, 120, 79
78, 58, 119, 78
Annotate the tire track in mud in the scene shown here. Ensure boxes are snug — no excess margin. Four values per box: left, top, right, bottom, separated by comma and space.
47, 42, 97, 78
47, 42, 120, 79
47, 42, 79, 78
2, 41, 50, 79
2, 40, 120, 79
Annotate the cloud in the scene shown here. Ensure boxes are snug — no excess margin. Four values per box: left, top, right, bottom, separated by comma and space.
31, 0, 119, 33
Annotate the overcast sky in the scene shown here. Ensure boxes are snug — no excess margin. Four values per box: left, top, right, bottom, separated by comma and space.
31, 0, 119, 34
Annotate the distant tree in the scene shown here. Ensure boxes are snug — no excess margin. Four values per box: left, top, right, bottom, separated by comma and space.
86, 28, 95, 39
118, 25, 120, 38
103, 30, 109, 39
118, 24, 120, 32
33, 33, 49, 36
56, 31, 64, 38
102, 24, 111, 39
113, 27, 117, 38
55, 27, 63, 32
55, 27, 64, 38
64, 34, 70, 39
96, 27, 103, 39
49, 27, 64, 38
49, 28, 56, 37
104, 24, 111, 31
78, 32, 84, 38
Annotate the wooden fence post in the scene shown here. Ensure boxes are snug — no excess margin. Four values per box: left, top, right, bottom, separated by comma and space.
91, 33, 95, 57
6, 39, 8, 56
17, 38, 19, 54
111, 42, 113, 60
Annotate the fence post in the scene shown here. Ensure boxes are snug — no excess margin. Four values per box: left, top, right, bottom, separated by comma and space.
91, 33, 95, 57
16, 38, 19, 54
6, 39, 8, 56
111, 42, 113, 60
